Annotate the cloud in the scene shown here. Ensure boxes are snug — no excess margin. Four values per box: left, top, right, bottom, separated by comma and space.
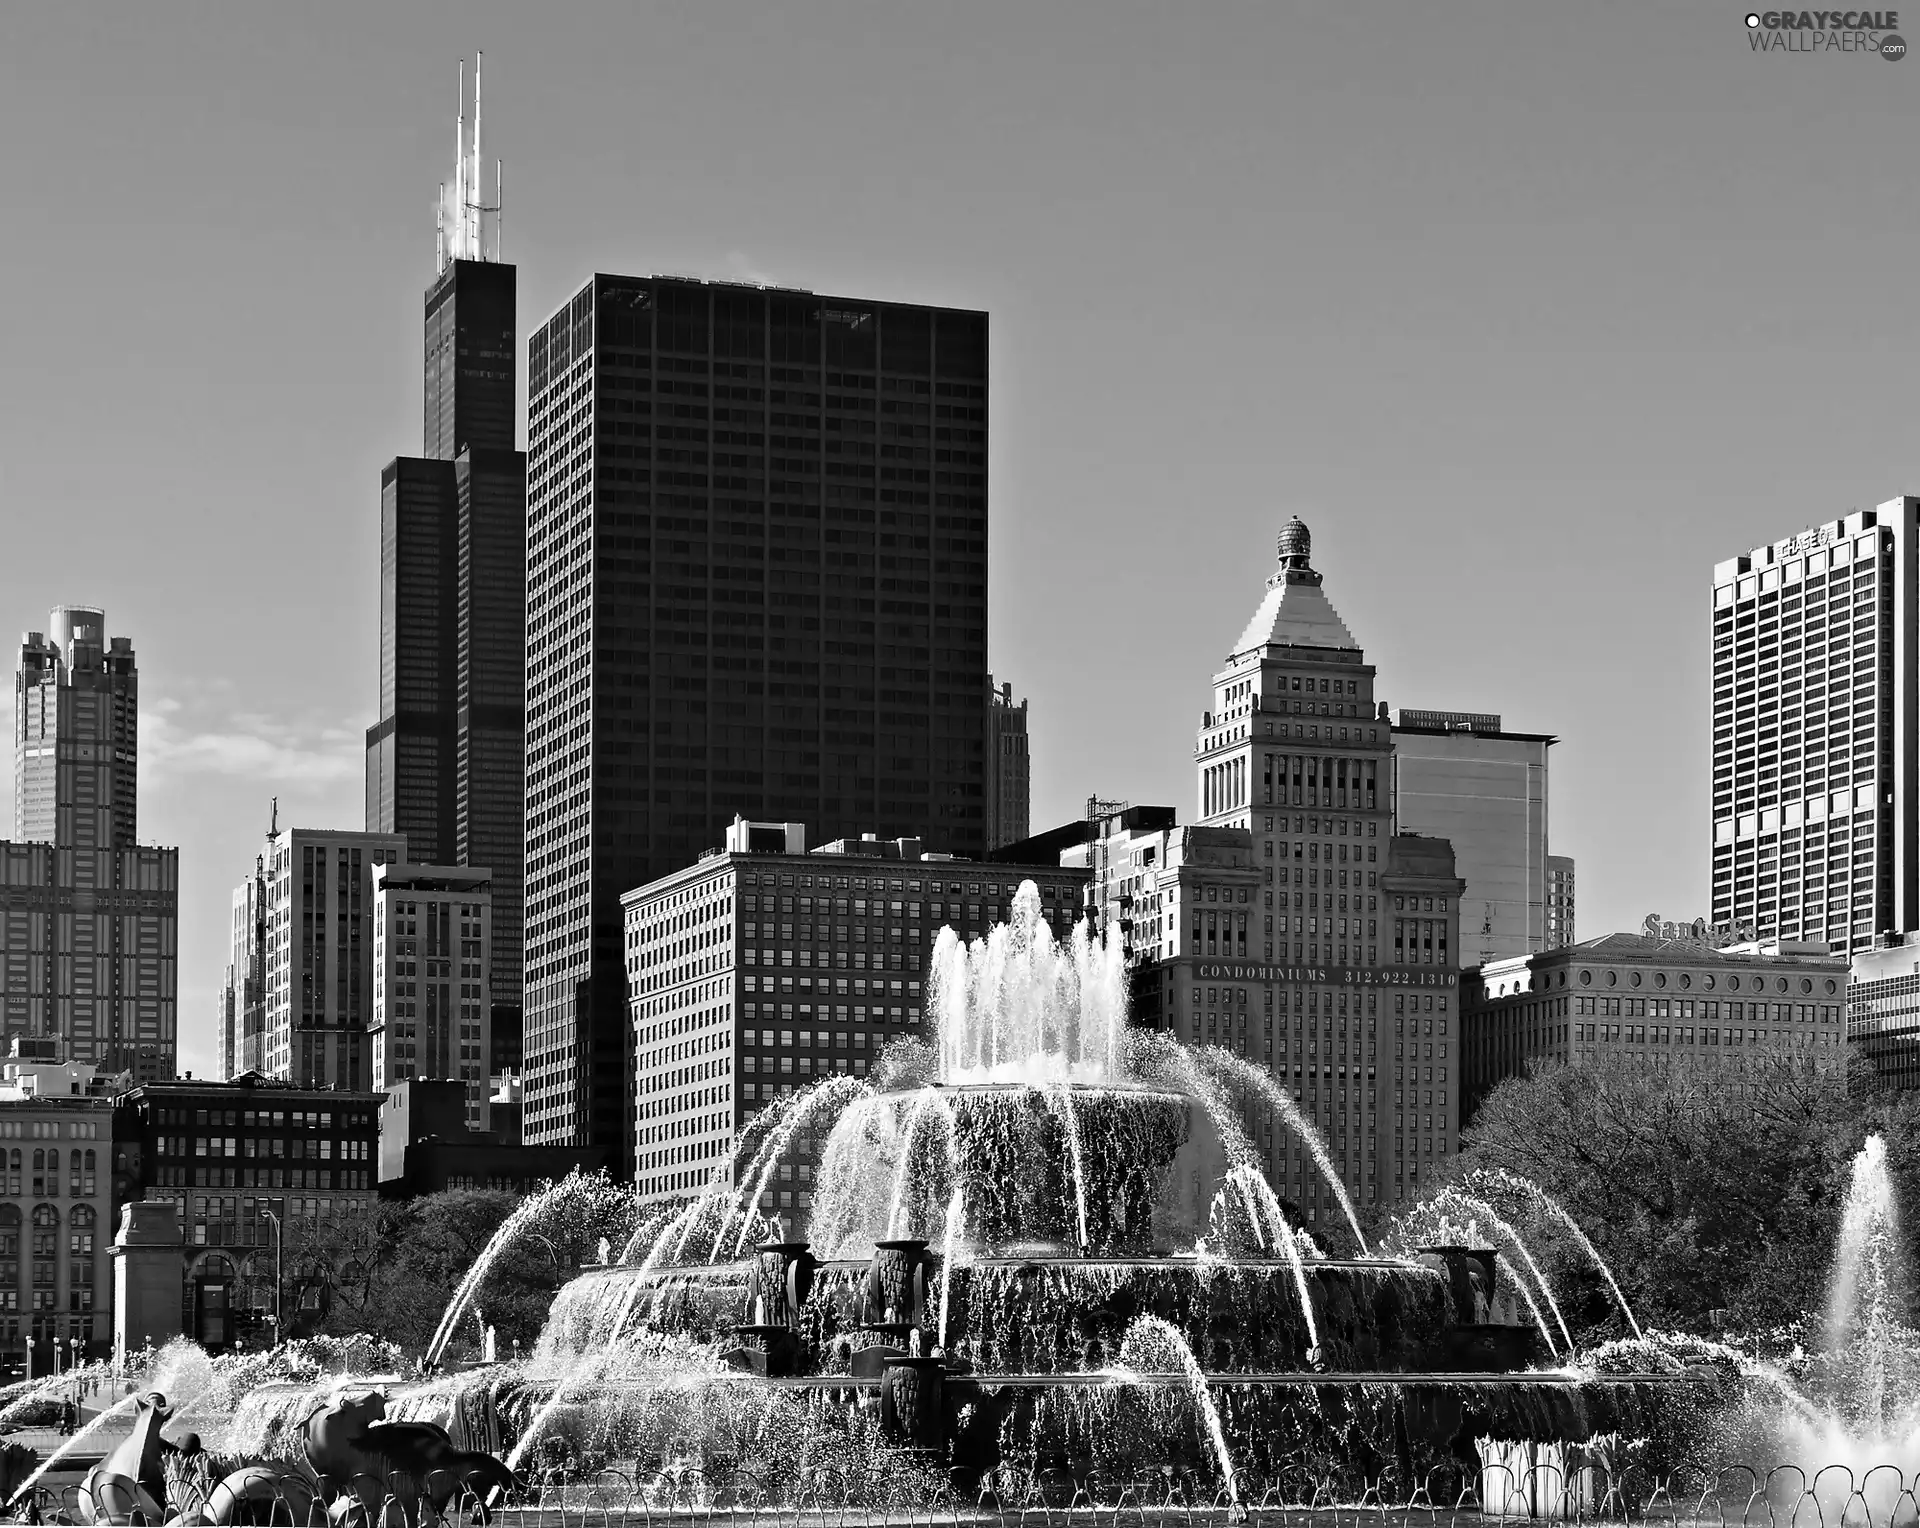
140, 699, 362, 787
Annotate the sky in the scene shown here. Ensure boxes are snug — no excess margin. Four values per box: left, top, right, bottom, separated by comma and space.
1, 3, 1915, 1078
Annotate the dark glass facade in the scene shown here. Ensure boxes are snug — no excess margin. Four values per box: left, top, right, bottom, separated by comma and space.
365, 259, 527, 1068
522, 276, 990, 1169
424, 259, 517, 460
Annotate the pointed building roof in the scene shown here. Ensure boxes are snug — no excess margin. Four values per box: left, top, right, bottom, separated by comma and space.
1229, 517, 1360, 657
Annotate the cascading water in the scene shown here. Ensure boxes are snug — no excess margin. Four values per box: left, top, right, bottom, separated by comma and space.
1044, 1082, 1091, 1250
427, 1171, 633, 1367
1194, 1045, 1367, 1254
1118, 1316, 1240, 1505
720, 1075, 871, 1259
1422, 1186, 1573, 1354
1209, 1164, 1321, 1357
1469, 1166, 1643, 1340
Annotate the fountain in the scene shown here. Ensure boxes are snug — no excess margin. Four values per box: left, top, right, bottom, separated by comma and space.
1733, 1133, 1920, 1474
7, 885, 1721, 1522
524, 881, 1700, 1496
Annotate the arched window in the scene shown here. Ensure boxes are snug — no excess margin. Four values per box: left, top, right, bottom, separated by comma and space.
31, 1151, 42, 1173
70, 1206, 94, 1231
47, 1150, 59, 1173
7, 1150, 19, 1171
31, 1206, 58, 1229
84, 1150, 96, 1173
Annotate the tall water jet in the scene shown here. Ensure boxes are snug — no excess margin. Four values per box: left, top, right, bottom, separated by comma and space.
1212, 1164, 1321, 1358
427, 1171, 631, 1367
1194, 1045, 1367, 1254
1470, 1167, 1642, 1340
1396, 1187, 1568, 1357
1828, 1134, 1899, 1351
1118, 1316, 1240, 1506
716, 1074, 872, 1259
933, 883, 1126, 1084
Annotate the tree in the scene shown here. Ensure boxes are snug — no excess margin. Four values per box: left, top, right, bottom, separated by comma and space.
1405, 1047, 1920, 1342
314, 1181, 640, 1357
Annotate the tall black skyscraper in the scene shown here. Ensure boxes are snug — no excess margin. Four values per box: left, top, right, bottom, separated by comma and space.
522, 276, 990, 1166
365, 62, 527, 1069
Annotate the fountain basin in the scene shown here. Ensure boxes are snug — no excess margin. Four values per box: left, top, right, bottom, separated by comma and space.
546, 1255, 1466, 1376
827, 1083, 1190, 1258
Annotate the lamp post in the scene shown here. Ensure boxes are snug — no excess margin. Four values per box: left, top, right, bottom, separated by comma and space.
25, 1335, 34, 1384
261, 1211, 284, 1347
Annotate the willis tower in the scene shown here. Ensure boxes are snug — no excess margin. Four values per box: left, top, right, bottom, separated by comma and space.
365, 57, 526, 1070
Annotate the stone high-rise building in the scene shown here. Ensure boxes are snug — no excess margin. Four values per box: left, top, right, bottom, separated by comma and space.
986, 676, 1031, 850
4, 609, 176, 1079
1082, 519, 1465, 1220
521, 275, 990, 1170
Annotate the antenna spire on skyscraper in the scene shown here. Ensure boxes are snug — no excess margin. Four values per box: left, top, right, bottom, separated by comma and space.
440, 54, 501, 271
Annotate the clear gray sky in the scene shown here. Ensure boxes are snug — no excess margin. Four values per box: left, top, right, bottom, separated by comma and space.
2, 3, 1912, 1076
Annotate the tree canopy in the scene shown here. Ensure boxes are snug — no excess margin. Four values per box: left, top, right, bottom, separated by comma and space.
1401, 1048, 1920, 1343
309, 1181, 638, 1356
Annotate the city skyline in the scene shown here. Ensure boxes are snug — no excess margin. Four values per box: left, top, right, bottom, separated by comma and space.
3, 6, 1916, 1076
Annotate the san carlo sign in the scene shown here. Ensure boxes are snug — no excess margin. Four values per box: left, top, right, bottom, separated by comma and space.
1641, 913, 1757, 947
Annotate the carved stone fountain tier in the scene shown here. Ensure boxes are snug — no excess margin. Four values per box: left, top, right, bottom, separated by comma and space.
901, 1083, 1191, 1256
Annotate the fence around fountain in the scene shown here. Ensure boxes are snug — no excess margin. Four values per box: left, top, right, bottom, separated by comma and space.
23, 1451, 1908, 1528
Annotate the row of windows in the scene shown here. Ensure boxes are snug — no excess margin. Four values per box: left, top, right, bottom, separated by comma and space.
0, 1122, 100, 1140
153, 1136, 367, 1161
1577, 1023, 1836, 1048
146, 1106, 372, 1132
151, 1167, 371, 1191
1571, 997, 1838, 1022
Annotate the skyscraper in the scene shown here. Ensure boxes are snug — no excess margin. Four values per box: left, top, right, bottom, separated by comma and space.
1078, 519, 1465, 1218
1192, 519, 1462, 1208
522, 275, 990, 1167
1391, 710, 1555, 966
257, 826, 406, 1089
365, 64, 526, 1071
16, 607, 136, 852
1710, 499, 1918, 954
368, 862, 494, 1125
5, 609, 176, 1079
986, 676, 1031, 850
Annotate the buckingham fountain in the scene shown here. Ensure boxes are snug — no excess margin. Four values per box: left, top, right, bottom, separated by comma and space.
1, 885, 1789, 1523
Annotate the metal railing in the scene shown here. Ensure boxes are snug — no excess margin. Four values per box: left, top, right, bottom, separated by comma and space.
19, 1460, 1920, 1528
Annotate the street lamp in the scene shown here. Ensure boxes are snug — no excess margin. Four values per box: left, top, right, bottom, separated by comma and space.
25, 1335, 34, 1384
260, 1211, 284, 1346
